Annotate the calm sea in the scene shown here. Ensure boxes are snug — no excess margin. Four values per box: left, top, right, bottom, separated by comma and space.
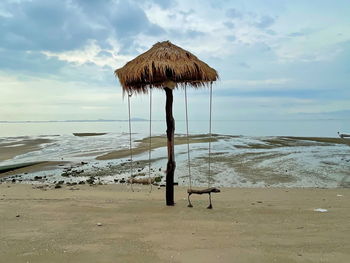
0, 119, 349, 138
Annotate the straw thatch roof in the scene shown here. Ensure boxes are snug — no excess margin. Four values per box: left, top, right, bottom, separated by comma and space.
115, 41, 218, 94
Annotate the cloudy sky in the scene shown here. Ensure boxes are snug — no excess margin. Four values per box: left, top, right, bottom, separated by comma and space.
0, 0, 349, 121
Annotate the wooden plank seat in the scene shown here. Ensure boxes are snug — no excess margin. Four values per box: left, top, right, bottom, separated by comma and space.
187, 187, 220, 209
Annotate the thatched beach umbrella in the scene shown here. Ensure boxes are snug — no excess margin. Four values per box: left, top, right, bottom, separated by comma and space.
115, 41, 218, 206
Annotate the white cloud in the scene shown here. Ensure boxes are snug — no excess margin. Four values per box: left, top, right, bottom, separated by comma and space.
42, 39, 133, 69
142, 2, 281, 58
275, 41, 344, 63
1, 0, 350, 123
222, 78, 292, 87
0, 10, 12, 18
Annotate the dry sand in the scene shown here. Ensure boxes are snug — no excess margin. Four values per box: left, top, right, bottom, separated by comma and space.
0, 184, 349, 263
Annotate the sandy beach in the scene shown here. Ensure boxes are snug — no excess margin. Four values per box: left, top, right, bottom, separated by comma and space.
0, 184, 349, 263
1, 133, 349, 262
1, 0, 350, 262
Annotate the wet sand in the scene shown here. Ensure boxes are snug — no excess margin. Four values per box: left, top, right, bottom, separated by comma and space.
96, 134, 231, 160
0, 134, 226, 178
1, 135, 349, 188
0, 161, 67, 178
0, 184, 349, 262
0, 137, 52, 162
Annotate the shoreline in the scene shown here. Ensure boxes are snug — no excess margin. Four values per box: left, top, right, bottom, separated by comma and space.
0, 184, 349, 262
0, 134, 349, 188
0, 137, 53, 162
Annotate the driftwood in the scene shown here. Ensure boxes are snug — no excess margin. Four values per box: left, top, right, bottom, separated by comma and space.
187, 187, 220, 209
73, 133, 106, 137
127, 177, 155, 185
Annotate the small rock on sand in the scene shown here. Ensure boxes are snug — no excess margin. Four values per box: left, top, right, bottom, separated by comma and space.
314, 208, 328, 212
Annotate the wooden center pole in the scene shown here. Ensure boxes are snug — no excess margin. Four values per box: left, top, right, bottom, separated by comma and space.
164, 87, 175, 206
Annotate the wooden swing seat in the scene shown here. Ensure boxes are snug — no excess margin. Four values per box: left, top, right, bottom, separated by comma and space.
187, 187, 220, 195
187, 187, 220, 209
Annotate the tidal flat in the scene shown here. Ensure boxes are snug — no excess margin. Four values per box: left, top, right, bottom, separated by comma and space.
1, 134, 349, 188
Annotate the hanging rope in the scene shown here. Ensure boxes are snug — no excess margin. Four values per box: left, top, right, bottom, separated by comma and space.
186, 83, 220, 209
184, 86, 192, 190
148, 88, 153, 193
208, 82, 213, 188
127, 91, 134, 192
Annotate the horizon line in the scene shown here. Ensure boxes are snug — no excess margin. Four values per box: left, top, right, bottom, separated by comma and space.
1, 118, 350, 123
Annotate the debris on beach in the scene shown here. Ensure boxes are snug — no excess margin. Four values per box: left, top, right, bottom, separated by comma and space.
127, 177, 158, 185
86, 176, 95, 184
313, 208, 328, 212
32, 184, 51, 191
